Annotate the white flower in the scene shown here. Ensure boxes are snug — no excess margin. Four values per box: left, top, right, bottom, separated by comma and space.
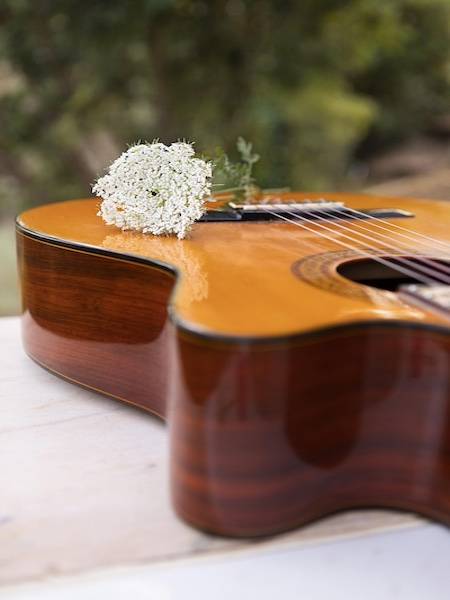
93, 141, 212, 239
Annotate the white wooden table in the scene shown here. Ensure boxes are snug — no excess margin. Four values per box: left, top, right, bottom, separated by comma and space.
1, 316, 448, 598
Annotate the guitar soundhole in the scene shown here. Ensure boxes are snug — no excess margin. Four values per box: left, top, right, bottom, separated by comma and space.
337, 257, 449, 292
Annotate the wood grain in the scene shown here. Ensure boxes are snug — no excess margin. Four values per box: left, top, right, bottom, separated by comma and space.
17, 193, 450, 336
17, 233, 173, 417
0, 317, 424, 586
171, 325, 450, 536
15, 192, 450, 537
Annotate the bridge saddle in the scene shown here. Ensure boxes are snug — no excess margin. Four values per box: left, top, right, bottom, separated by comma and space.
228, 199, 344, 212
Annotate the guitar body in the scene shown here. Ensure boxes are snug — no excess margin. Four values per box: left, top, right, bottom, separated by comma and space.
16, 192, 450, 536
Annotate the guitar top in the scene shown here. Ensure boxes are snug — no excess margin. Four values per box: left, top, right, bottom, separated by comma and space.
17, 192, 450, 337
16, 192, 450, 537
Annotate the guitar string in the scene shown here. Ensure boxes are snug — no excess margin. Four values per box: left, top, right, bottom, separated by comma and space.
342, 206, 450, 252
327, 206, 450, 275
335, 205, 450, 250
326, 209, 450, 274
265, 206, 445, 285
224, 210, 447, 320
263, 194, 450, 251
252, 211, 448, 276
292, 210, 450, 283
263, 201, 450, 282
395, 213, 450, 242
236, 201, 450, 266
282, 206, 450, 284
260, 205, 446, 286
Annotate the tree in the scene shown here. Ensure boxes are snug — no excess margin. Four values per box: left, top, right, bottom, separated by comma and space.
1, 0, 449, 216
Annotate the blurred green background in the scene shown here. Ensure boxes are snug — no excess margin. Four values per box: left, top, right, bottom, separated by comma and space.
1, 0, 450, 315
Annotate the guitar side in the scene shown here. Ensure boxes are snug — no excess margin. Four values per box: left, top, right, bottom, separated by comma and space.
16, 225, 450, 537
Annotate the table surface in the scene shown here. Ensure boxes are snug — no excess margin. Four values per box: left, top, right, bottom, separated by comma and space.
1, 316, 448, 598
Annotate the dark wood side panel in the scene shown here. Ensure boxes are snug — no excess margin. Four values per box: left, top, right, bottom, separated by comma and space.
17, 231, 174, 417
170, 326, 450, 536
16, 228, 450, 537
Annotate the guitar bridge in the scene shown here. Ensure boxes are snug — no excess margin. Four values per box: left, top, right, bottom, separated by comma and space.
199, 198, 414, 222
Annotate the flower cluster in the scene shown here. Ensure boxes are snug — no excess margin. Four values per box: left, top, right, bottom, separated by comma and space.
93, 142, 212, 239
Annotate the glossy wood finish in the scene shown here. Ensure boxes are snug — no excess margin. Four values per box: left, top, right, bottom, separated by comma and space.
16, 192, 450, 537
18, 193, 450, 336
17, 233, 173, 417
171, 325, 450, 535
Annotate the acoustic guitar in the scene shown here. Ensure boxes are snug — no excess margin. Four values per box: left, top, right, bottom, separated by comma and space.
16, 192, 450, 537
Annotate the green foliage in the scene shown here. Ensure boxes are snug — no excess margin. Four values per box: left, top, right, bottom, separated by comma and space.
210, 137, 260, 201
0, 0, 450, 215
